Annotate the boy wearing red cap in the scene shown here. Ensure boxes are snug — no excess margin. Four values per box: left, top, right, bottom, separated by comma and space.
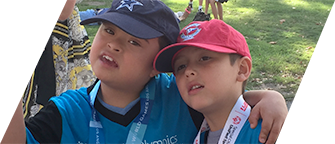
154, 19, 279, 143
3, 1, 286, 144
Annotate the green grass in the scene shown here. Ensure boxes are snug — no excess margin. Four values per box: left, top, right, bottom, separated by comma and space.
164, 0, 326, 98
77, 0, 333, 100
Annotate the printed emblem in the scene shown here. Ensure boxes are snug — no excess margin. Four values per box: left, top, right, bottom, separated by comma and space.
233, 116, 241, 125
180, 23, 202, 41
116, 0, 143, 11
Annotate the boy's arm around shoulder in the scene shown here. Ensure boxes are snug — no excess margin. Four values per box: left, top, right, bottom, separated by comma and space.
243, 90, 288, 144
0, 31, 44, 144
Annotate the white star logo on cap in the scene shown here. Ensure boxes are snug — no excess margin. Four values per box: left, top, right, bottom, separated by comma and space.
116, 0, 143, 11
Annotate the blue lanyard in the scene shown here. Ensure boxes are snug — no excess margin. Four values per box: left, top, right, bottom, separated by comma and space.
88, 79, 156, 144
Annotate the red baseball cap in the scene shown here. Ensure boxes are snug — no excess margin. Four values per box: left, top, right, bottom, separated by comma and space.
153, 19, 251, 72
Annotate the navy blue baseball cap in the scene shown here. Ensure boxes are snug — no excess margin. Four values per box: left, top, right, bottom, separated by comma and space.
80, 0, 180, 45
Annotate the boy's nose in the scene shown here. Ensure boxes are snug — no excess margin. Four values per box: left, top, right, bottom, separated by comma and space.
107, 42, 122, 53
185, 67, 196, 78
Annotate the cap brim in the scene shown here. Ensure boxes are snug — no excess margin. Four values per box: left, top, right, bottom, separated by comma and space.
154, 42, 238, 72
81, 12, 163, 39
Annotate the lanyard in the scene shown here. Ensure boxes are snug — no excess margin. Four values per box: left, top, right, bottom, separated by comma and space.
194, 95, 251, 144
88, 79, 156, 144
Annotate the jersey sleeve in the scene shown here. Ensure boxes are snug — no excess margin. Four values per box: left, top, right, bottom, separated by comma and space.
25, 101, 62, 143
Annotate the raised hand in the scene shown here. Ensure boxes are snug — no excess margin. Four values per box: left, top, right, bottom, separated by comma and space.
0, 31, 44, 74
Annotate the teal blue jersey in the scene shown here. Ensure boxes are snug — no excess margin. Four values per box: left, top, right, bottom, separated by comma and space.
236, 120, 262, 144
26, 73, 200, 143
200, 120, 262, 144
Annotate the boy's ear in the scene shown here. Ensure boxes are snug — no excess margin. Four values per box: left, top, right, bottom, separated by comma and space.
150, 69, 161, 77
236, 56, 252, 82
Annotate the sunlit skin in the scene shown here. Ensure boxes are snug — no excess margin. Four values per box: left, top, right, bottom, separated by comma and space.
174, 46, 251, 131
89, 22, 160, 108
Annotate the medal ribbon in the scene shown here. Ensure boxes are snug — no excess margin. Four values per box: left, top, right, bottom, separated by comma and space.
194, 95, 251, 144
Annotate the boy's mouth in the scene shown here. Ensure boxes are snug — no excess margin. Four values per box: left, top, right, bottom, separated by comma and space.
188, 84, 204, 93
101, 55, 118, 67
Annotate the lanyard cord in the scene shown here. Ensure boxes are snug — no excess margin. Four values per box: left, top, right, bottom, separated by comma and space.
88, 79, 156, 144
194, 95, 251, 144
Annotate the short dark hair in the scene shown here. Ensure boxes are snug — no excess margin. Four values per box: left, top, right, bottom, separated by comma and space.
229, 53, 248, 94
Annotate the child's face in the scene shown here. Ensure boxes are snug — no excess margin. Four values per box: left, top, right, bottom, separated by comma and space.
89, 22, 160, 92
173, 47, 241, 113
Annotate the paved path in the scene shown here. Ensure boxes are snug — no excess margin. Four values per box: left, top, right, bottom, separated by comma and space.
287, 96, 320, 144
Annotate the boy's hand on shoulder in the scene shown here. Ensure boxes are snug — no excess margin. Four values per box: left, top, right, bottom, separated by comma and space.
247, 90, 288, 144
0, 31, 44, 74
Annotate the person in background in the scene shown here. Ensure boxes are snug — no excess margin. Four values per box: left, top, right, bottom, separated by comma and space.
189, 0, 204, 12
21, 0, 96, 120
79, 8, 109, 25
204, 0, 227, 20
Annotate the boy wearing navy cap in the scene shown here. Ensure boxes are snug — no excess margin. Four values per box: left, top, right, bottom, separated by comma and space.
3, 0, 287, 144
154, 19, 280, 144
